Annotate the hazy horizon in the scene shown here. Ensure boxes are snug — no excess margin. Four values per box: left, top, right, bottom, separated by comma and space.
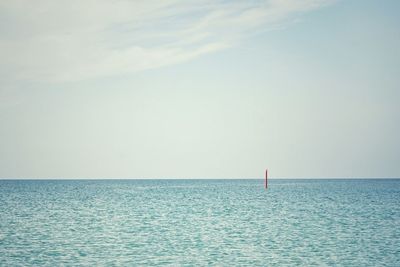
1, 0, 399, 179
1, 177, 399, 180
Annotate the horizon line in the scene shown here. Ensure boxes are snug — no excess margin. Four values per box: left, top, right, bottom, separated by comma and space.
0, 177, 399, 180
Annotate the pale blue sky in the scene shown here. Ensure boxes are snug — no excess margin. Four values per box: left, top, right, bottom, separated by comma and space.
0, 0, 399, 178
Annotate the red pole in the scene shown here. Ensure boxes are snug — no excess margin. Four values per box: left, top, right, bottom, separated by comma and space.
265, 169, 268, 189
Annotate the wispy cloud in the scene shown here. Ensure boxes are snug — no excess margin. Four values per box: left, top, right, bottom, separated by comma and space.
0, 0, 333, 83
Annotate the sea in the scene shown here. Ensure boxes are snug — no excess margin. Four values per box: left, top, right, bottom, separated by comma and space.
0, 179, 399, 266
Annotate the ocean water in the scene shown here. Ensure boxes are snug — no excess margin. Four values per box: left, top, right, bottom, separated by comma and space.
0, 179, 399, 266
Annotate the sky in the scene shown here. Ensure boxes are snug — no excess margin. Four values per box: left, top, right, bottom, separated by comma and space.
0, 0, 399, 179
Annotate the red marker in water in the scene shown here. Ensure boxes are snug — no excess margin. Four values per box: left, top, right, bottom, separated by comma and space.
265, 169, 268, 189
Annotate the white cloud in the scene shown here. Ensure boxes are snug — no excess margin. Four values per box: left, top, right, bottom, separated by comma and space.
0, 0, 333, 83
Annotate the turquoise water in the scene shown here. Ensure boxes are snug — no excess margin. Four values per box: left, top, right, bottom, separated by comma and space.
0, 179, 399, 266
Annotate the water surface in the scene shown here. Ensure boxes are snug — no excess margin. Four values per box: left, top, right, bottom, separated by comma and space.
0, 179, 399, 266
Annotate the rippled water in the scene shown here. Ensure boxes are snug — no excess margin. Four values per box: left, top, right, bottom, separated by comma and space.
0, 179, 399, 266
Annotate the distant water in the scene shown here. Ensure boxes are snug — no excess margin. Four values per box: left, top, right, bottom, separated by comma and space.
0, 179, 399, 266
